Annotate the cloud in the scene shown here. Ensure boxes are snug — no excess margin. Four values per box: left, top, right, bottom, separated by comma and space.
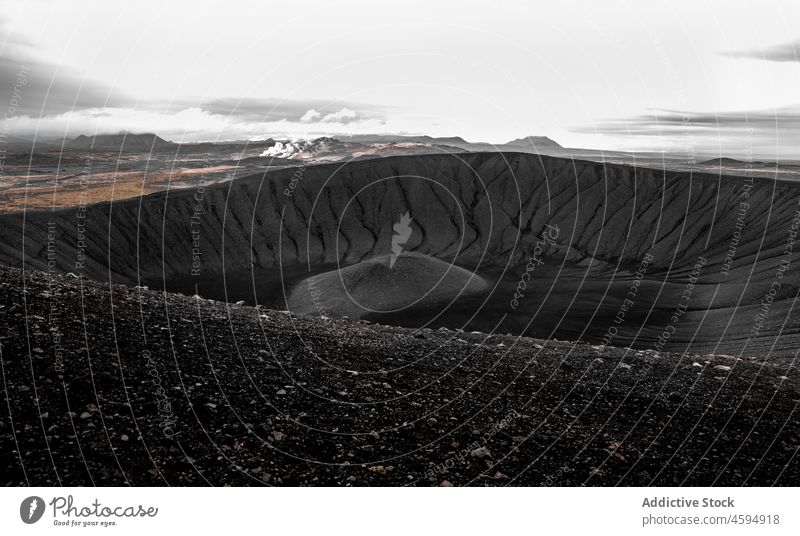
572, 106, 800, 157
2, 81, 396, 142
0, 17, 412, 144
0, 57, 134, 117
321, 107, 358, 123
300, 109, 321, 122
0, 15, 383, 132
720, 39, 800, 62
3, 104, 422, 143
6, 106, 229, 141
189, 97, 316, 122
173, 98, 380, 123
577, 106, 800, 133
0, 16, 409, 143
0, 17, 134, 119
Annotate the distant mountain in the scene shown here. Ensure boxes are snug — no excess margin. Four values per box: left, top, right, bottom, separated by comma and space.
252, 134, 570, 162
700, 157, 754, 166
57, 132, 565, 157
65, 132, 176, 153
337, 134, 563, 153
503, 136, 562, 150
339, 134, 469, 146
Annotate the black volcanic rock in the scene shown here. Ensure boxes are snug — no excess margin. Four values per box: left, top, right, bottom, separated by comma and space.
0, 264, 797, 486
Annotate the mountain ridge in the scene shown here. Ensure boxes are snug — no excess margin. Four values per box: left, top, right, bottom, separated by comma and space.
65, 131, 176, 152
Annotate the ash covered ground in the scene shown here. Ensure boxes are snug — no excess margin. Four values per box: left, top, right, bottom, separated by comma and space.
1, 266, 798, 486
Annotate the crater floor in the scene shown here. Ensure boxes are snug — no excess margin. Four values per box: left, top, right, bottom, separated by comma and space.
288, 252, 489, 319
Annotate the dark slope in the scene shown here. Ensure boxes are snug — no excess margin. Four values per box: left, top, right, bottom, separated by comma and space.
1, 152, 800, 355
2, 151, 793, 279
2, 266, 798, 486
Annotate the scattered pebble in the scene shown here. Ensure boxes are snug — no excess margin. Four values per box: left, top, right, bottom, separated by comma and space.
470, 447, 492, 459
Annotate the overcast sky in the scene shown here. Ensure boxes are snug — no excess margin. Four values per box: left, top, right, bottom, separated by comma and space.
2, 0, 800, 157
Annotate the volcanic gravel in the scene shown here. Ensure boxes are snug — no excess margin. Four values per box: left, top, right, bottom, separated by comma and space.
1, 265, 798, 486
